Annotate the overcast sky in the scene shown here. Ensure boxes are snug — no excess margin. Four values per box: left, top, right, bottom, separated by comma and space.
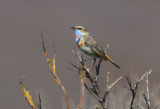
0, 0, 160, 109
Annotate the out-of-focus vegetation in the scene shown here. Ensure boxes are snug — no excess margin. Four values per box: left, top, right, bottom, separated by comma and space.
19, 33, 160, 109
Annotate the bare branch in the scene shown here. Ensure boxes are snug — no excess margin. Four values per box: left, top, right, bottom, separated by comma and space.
102, 75, 122, 108
143, 70, 152, 109
124, 73, 137, 109
124, 70, 152, 109
38, 93, 42, 109
143, 93, 150, 109
41, 32, 69, 109
122, 85, 130, 91
137, 69, 152, 85
155, 104, 160, 109
108, 76, 122, 90
136, 104, 145, 109
84, 83, 102, 102
146, 70, 152, 108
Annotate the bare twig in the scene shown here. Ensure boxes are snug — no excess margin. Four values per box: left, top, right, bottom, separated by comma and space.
124, 73, 138, 109
84, 83, 102, 102
136, 104, 145, 109
97, 73, 122, 109
122, 85, 130, 91
101, 72, 110, 109
155, 104, 160, 109
38, 93, 42, 109
41, 32, 69, 109
145, 70, 152, 108
124, 70, 152, 109
106, 72, 110, 88
143, 93, 150, 109
102, 76, 122, 108
71, 52, 106, 109
108, 76, 122, 90
71, 50, 123, 109
19, 76, 35, 109
79, 71, 86, 109
142, 70, 152, 109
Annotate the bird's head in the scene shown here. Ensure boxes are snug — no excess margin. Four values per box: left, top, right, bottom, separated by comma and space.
71, 26, 89, 35
71, 26, 89, 43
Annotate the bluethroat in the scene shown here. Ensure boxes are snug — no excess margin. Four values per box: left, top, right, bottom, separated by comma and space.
71, 26, 120, 69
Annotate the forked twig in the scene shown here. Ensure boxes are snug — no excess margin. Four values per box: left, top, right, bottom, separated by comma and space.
124, 73, 139, 109
124, 70, 152, 109
71, 51, 106, 109
41, 32, 69, 109
98, 75, 122, 109
84, 83, 102, 102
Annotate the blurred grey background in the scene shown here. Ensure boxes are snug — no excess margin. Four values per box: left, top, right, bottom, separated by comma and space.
0, 0, 160, 108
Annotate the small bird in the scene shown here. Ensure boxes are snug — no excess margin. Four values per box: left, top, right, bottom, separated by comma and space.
71, 26, 120, 69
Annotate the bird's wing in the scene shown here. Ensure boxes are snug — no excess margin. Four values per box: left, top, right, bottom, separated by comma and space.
83, 35, 106, 58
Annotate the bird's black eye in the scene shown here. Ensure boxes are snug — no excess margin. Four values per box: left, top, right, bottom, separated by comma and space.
78, 28, 83, 30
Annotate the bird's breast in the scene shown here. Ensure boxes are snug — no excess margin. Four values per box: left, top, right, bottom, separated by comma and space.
80, 46, 94, 56
77, 37, 95, 57
77, 36, 84, 48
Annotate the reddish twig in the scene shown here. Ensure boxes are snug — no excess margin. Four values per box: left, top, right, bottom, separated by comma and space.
41, 32, 69, 109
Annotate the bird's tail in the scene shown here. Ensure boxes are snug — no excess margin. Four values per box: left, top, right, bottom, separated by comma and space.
105, 54, 120, 69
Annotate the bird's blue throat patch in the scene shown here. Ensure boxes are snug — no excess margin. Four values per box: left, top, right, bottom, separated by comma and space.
75, 29, 82, 43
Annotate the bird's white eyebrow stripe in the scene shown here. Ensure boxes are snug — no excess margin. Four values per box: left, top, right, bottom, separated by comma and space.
76, 26, 85, 29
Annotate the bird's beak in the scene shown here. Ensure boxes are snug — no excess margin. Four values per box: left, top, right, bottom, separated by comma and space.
70, 27, 75, 29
